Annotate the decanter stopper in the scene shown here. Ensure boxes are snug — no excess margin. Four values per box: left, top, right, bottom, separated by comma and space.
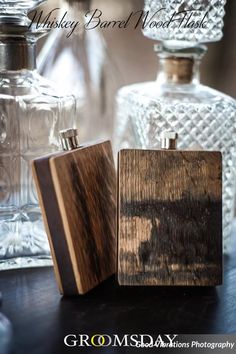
143, 0, 227, 47
0, 1, 45, 23
0, 0, 48, 71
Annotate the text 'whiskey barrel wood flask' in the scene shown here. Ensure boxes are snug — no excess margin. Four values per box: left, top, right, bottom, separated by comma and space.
32, 129, 116, 295
118, 132, 222, 286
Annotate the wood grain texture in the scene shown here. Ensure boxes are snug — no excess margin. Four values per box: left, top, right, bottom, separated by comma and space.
50, 141, 116, 295
118, 149, 222, 286
32, 154, 78, 296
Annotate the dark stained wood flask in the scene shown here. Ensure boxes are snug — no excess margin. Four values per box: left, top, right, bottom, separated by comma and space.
118, 132, 222, 286
32, 129, 116, 295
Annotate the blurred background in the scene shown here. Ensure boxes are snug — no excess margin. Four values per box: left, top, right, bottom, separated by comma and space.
37, 0, 236, 97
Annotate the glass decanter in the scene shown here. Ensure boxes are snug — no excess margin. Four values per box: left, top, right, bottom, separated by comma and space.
38, 0, 119, 143
115, 0, 236, 251
0, 0, 77, 270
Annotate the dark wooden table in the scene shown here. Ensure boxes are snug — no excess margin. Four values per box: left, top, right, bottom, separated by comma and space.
0, 233, 236, 354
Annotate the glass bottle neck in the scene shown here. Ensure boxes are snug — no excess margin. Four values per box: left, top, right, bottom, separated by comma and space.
0, 40, 36, 72
157, 55, 201, 85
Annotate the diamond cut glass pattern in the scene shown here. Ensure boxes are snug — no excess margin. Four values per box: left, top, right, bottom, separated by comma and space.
143, 0, 226, 46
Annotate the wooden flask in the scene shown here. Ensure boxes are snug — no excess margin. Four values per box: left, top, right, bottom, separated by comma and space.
118, 132, 222, 286
32, 129, 116, 295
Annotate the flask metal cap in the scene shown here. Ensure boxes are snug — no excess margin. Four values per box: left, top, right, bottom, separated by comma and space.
161, 131, 178, 150
59, 128, 80, 151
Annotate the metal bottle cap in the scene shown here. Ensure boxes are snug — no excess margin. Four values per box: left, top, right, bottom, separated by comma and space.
161, 132, 178, 150
59, 128, 80, 151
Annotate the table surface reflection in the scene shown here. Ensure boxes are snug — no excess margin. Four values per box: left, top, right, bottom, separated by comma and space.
0, 235, 235, 354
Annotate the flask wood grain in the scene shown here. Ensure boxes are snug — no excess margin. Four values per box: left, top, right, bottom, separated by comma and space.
32, 141, 116, 295
118, 149, 222, 286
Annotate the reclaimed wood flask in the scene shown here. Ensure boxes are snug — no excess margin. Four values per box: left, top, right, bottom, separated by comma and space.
32, 129, 116, 295
118, 132, 222, 286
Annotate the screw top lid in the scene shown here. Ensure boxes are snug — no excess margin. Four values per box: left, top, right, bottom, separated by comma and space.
59, 128, 80, 151
161, 131, 178, 150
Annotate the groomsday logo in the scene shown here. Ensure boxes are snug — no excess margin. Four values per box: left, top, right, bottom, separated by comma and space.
64, 334, 178, 348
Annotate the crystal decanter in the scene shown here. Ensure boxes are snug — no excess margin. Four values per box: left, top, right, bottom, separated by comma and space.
0, 0, 77, 270
115, 0, 236, 251
38, 0, 119, 143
